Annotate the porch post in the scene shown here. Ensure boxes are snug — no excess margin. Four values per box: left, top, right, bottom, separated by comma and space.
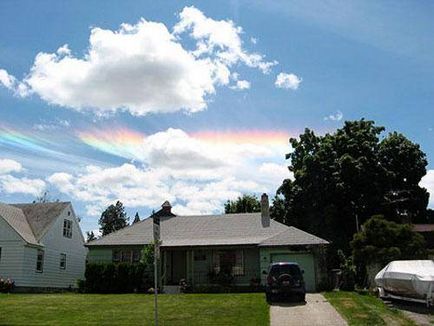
191, 249, 195, 288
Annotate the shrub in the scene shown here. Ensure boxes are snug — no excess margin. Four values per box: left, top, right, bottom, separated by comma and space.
83, 263, 153, 293
352, 215, 427, 286
0, 277, 15, 293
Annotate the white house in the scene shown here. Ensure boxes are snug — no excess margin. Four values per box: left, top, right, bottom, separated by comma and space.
0, 202, 87, 290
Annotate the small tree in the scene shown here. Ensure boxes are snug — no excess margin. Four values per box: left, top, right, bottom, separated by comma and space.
86, 231, 97, 242
132, 212, 140, 224
351, 215, 426, 285
98, 201, 129, 236
224, 194, 261, 213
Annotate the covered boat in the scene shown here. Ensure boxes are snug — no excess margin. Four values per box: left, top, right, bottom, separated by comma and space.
375, 260, 434, 305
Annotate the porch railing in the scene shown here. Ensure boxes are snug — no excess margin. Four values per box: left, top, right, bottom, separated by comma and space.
192, 269, 261, 286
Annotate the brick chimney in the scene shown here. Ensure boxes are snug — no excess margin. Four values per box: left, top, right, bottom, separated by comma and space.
161, 201, 172, 214
261, 193, 270, 227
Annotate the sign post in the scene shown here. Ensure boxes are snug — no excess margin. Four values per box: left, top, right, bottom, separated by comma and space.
153, 214, 160, 326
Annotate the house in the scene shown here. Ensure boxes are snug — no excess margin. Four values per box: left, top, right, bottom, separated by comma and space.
86, 194, 329, 292
0, 202, 87, 291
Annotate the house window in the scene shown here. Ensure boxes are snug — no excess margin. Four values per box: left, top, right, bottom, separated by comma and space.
213, 249, 244, 276
132, 250, 141, 263
121, 251, 132, 262
63, 220, 72, 238
60, 253, 66, 270
112, 250, 120, 263
36, 249, 44, 272
0, 247, 2, 262
112, 249, 141, 263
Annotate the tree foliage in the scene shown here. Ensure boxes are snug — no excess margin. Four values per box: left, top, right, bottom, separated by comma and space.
351, 215, 426, 268
133, 212, 140, 224
86, 231, 97, 242
98, 201, 129, 236
224, 194, 261, 214
271, 120, 429, 252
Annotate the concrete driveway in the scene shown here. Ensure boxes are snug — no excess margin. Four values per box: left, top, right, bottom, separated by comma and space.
270, 293, 347, 326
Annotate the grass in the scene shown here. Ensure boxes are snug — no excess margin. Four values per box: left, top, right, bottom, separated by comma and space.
324, 291, 416, 326
0, 293, 269, 325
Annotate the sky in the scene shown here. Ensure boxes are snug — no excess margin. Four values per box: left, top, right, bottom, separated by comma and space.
1, 0, 434, 235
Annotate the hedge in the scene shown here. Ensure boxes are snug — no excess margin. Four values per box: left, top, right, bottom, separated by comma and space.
80, 263, 153, 293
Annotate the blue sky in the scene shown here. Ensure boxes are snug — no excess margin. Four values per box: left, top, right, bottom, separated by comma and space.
1, 1, 434, 234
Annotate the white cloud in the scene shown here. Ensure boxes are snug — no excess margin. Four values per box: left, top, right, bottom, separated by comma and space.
230, 80, 250, 90
2, 6, 277, 116
33, 118, 71, 131
421, 170, 434, 207
0, 175, 46, 196
324, 110, 343, 121
0, 159, 22, 174
275, 72, 302, 90
0, 159, 47, 196
0, 69, 16, 89
0, 69, 29, 96
49, 128, 290, 216
174, 6, 277, 73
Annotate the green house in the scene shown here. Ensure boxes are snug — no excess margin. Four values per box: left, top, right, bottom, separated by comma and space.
86, 194, 329, 292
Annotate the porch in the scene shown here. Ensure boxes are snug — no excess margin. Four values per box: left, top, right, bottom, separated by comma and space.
161, 246, 261, 289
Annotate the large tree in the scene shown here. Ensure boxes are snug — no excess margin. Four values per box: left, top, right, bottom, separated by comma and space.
271, 119, 429, 252
99, 201, 129, 236
225, 194, 261, 213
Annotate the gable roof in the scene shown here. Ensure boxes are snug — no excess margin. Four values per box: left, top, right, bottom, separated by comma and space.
87, 212, 329, 248
259, 226, 329, 246
12, 202, 70, 240
0, 203, 39, 245
0, 202, 70, 245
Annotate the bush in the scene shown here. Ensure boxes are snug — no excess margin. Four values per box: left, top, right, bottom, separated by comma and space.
83, 263, 153, 293
352, 215, 427, 286
0, 277, 14, 293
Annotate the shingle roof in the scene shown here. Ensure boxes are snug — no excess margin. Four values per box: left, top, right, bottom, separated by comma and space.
0, 203, 39, 245
0, 202, 70, 245
12, 202, 70, 240
258, 226, 329, 246
86, 213, 329, 248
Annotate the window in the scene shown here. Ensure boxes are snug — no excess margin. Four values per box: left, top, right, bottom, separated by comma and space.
60, 253, 66, 270
213, 249, 244, 276
36, 249, 44, 272
112, 250, 120, 263
112, 249, 141, 263
63, 220, 72, 238
0, 247, 2, 262
132, 250, 141, 263
121, 251, 132, 263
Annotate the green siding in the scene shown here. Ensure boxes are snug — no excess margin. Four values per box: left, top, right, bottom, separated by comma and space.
87, 246, 143, 263
260, 247, 317, 292
87, 247, 113, 263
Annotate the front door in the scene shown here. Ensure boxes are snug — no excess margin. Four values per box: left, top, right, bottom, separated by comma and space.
171, 250, 186, 285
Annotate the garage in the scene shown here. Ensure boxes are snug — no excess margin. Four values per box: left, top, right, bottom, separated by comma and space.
270, 252, 316, 292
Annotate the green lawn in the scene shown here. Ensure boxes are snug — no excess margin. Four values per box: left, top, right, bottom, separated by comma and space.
0, 293, 269, 325
324, 291, 416, 326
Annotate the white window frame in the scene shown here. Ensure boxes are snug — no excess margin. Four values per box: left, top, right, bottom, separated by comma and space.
36, 249, 44, 273
63, 219, 72, 238
60, 253, 66, 270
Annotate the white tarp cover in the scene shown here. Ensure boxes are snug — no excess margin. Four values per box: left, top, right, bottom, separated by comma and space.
375, 260, 434, 299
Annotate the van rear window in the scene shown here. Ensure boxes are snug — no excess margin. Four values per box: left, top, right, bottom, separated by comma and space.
270, 264, 301, 276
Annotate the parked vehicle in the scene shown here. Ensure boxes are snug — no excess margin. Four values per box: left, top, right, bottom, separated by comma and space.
375, 260, 434, 307
265, 262, 306, 302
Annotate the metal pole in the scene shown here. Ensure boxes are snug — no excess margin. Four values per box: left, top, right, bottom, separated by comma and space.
154, 243, 158, 326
